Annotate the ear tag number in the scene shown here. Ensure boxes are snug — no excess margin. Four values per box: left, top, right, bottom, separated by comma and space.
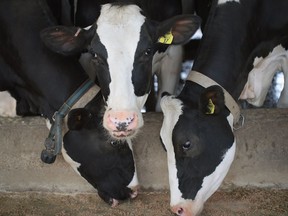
206, 99, 215, 114
158, 31, 174, 44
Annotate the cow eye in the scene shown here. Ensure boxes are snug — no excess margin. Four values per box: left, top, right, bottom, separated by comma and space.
144, 48, 152, 56
91, 52, 99, 60
91, 53, 104, 65
182, 141, 192, 150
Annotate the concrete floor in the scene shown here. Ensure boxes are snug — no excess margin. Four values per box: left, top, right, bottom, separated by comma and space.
1, 188, 288, 216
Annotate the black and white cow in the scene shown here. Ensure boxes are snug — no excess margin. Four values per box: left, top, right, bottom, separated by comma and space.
160, 0, 288, 215
40, 2, 201, 139
63, 92, 138, 206
0, 0, 139, 202
0, 0, 90, 119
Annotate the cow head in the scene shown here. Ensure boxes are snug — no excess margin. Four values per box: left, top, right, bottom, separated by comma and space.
40, 3, 201, 140
160, 84, 236, 216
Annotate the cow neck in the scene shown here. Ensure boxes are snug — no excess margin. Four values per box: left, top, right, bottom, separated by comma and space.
56, 79, 96, 117
186, 70, 241, 124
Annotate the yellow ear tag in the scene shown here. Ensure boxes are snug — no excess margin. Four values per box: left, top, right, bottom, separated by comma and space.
206, 99, 215, 114
158, 31, 174, 44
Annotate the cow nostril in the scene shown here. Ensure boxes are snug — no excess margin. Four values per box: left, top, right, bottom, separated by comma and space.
177, 207, 184, 215
114, 117, 135, 131
106, 111, 138, 133
116, 122, 128, 131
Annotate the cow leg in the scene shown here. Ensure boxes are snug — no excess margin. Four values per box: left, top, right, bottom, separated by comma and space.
0, 91, 17, 117
155, 45, 183, 112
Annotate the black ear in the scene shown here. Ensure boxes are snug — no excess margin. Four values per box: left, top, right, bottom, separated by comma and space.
67, 108, 91, 130
199, 85, 225, 115
157, 15, 201, 45
40, 25, 95, 55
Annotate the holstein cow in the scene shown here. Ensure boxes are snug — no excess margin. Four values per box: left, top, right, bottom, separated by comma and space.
64, 92, 138, 206
69, 0, 186, 112
0, 0, 92, 119
40, 2, 201, 139
0, 0, 139, 204
160, 0, 288, 215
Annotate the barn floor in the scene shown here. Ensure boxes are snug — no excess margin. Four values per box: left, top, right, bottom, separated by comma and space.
1, 188, 287, 216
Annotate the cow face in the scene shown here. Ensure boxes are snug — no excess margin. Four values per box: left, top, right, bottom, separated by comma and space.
160, 85, 236, 216
41, 3, 201, 140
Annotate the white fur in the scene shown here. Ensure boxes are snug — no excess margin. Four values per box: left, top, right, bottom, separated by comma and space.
160, 95, 183, 205
45, 119, 52, 130
126, 139, 139, 189
0, 91, 17, 117
218, 0, 240, 5
239, 45, 288, 107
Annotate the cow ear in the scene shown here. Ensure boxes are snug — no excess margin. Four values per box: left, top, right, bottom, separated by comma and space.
199, 85, 225, 115
40, 25, 95, 56
157, 15, 201, 45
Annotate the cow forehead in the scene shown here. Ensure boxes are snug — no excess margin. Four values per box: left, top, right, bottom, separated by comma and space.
95, 4, 148, 108
96, 4, 145, 53
160, 96, 183, 149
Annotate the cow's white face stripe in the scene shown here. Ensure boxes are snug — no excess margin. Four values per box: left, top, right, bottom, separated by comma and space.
96, 4, 146, 111
218, 0, 240, 5
160, 95, 184, 205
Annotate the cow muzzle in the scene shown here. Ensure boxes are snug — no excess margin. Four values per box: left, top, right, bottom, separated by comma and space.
171, 201, 203, 216
104, 110, 141, 139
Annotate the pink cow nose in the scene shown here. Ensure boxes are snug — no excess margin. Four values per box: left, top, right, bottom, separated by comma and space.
171, 205, 194, 216
105, 111, 138, 138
